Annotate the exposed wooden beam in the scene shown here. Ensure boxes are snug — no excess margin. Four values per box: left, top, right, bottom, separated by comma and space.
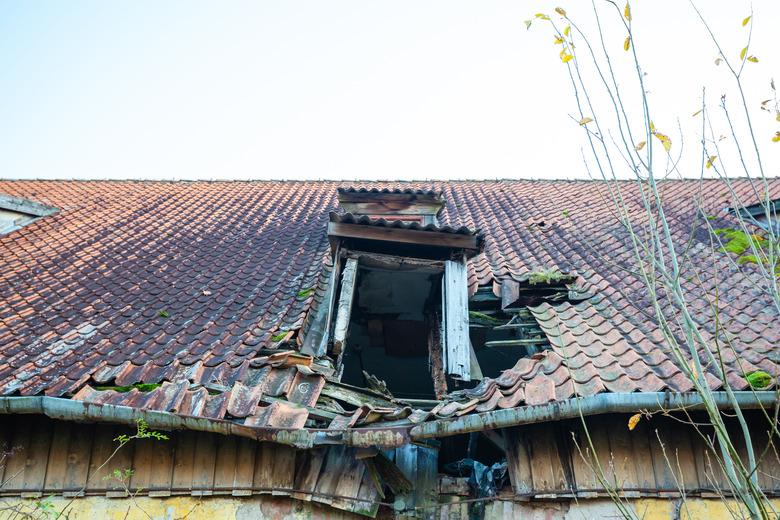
331, 258, 358, 355
328, 222, 478, 251
346, 250, 444, 273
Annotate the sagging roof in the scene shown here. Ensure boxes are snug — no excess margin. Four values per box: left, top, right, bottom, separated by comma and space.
0, 179, 779, 437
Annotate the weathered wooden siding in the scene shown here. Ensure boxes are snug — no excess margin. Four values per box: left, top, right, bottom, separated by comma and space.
0, 416, 379, 517
504, 412, 780, 498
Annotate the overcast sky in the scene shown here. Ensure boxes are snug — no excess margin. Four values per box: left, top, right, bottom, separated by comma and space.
0, 1, 777, 181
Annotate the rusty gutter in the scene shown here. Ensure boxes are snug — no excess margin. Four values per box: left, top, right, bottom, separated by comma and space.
410, 391, 780, 440
0, 396, 410, 449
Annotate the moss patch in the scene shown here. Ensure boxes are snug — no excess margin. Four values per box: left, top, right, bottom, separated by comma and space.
745, 371, 773, 390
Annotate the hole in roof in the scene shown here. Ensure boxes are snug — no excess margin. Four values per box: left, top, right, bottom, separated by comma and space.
0, 194, 57, 235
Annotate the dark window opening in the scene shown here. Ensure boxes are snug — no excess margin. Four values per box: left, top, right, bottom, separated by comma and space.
340, 263, 443, 400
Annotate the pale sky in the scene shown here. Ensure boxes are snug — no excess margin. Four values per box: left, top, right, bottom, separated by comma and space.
0, 1, 777, 181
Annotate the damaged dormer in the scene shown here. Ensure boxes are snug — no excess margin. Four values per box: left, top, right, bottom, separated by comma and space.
335, 187, 444, 225
468, 269, 589, 378
301, 188, 484, 401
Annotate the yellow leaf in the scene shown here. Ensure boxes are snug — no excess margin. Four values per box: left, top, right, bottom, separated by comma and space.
555, 7, 567, 16
773, 132, 780, 143
564, 25, 571, 36
649, 121, 655, 133
554, 36, 565, 45
624, 36, 631, 51
692, 109, 703, 117
654, 131, 672, 153
747, 56, 758, 63
561, 53, 574, 63
628, 413, 641, 431
715, 58, 722, 66
524, 20, 532, 29
635, 141, 646, 151
706, 155, 717, 169
535, 13, 550, 20
740, 47, 747, 60
579, 117, 593, 125
742, 15, 751, 26
624, 3, 632, 22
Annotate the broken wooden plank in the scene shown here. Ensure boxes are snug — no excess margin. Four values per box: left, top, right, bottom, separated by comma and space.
320, 381, 396, 409
427, 311, 448, 399
484, 338, 548, 348
372, 451, 413, 495
301, 244, 341, 357
332, 258, 358, 355
442, 259, 471, 380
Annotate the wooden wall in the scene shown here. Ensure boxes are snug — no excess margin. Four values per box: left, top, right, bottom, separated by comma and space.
504, 412, 780, 498
0, 415, 380, 517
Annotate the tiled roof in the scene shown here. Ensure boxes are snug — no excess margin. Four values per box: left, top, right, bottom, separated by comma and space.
1, 179, 778, 429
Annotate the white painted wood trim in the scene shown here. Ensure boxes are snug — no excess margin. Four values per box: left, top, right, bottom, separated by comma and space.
442, 259, 470, 381
332, 258, 358, 354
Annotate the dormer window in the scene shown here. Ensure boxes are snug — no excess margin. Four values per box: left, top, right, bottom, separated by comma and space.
0, 194, 57, 235
302, 188, 483, 400
731, 199, 779, 234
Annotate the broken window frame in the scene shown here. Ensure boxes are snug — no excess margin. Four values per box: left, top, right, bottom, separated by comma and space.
302, 215, 484, 399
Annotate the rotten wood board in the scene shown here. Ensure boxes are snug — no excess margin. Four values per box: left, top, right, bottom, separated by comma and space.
442, 259, 471, 380
426, 311, 447, 399
332, 257, 358, 355
320, 381, 396, 409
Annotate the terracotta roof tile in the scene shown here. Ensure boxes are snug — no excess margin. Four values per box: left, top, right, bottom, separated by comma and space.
0, 179, 778, 427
